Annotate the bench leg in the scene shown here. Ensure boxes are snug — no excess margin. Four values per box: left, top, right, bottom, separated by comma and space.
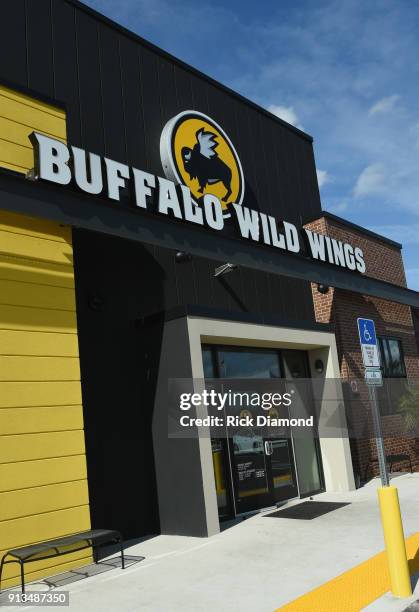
409, 457, 413, 473
93, 547, 98, 564
0, 555, 6, 592
120, 541, 125, 570
20, 561, 25, 594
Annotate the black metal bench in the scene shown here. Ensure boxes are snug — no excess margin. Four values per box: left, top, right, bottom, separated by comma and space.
364, 453, 413, 481
0, 529, 125, 593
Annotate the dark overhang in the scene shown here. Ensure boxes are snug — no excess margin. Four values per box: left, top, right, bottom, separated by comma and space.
1, 171, 418, 309
141, 305, 334, 332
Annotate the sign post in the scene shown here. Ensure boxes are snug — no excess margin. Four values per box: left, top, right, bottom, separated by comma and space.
357, 318, 412, 598
357, 318, 388, 487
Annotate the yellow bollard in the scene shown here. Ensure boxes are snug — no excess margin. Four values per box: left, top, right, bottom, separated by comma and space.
377, 486, 412, 598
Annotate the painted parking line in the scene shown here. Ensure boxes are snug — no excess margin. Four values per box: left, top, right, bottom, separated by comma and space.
277, 532, 419, 612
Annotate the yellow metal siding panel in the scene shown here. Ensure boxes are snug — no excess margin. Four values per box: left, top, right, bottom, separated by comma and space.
0, 115, 32, 146
0, 455, 88, 493
0, 159, 28, 173
0, 431, 86, 463
0, 138, 33, 171
0, 381, 82, 408
0, 86, 66, 175
0, 257, 75, 289
0, 210, 71, 243
0, 356, 80, 381
0, 229, 73, 264
0, 95, 66, 133
0, 481, 90, 522
0, 405, 84, 435
0, 109, 65, 138
0, 115, 66, 148
0, 509, 91, 586
0, 329, 79, 357
0, 86, 90, 586
0, 279, 75, 311
0, 304, 77, 333
0, 85, 66, 119
0, 506, 91, 553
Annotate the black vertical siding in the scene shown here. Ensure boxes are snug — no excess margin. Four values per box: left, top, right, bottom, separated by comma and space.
26, 0, 54, 97
139, 47, 163, 173
72, 229, 162, 538
51, 0, 82, 145
75, 10, 105, 153
119, 37, 146, 169
99, 25, 126, 161
0, 0, 320, 324
0, 3, 27, 84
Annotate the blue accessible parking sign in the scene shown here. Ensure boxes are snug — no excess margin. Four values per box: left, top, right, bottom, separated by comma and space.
357, 318, 381, 368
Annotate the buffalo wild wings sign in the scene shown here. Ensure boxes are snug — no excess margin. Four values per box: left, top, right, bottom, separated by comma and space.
29, 111, 366, 274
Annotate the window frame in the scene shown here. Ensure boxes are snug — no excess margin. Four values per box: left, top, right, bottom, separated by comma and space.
377, 336, 407, 417
378, 336, 407, 379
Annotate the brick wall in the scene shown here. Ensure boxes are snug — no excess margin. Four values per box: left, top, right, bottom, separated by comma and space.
305, 215, 419, 482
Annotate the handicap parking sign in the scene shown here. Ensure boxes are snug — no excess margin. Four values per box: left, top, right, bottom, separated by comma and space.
357, 318, 380, 368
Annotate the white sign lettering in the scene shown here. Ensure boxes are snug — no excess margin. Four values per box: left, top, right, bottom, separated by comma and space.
29, 132, 366, 274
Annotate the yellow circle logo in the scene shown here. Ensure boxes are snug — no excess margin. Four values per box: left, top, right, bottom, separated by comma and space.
160, 111, 244, 216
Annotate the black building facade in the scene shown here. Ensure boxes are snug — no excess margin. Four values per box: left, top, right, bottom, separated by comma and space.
1, 0, 419, 589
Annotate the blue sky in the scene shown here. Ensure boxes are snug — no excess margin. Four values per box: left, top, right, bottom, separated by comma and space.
85, 0, 419, 289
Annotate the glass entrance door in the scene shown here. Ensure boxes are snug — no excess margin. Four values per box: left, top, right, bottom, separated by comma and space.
203, 345, 323, 519
228, 434, 298, 513
265, 438, 298, 503
229, 429, 271, 514
216, 347, 289, 513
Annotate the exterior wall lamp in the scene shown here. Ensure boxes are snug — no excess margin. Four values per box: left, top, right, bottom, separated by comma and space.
175, 251, 192, 263
214, 263, 237, 278
317, 283, 330, 294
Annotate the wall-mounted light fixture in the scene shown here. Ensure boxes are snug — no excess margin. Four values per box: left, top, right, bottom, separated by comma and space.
214, 263, 237, 278
317, 284, 330, 294
315, 359, 324, 374
175, 251, 192, 263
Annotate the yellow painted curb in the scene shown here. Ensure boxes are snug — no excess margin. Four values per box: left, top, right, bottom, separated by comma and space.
277, 532, 419, 612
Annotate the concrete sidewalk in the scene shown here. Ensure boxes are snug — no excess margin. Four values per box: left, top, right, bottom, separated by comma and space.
1, 473, 419, 612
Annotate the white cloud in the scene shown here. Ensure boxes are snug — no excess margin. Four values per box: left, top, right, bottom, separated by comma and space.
316, 169, 329, 188
267, 104, 304, 130
326, 201, 348, 214
353, 163, 387, 197
369, 94, 400, 116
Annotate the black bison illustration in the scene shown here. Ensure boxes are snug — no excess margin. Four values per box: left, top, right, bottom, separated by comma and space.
181, 128, 232, 202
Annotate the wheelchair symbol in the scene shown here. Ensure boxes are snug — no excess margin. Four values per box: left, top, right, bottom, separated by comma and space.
363, 323, 372, 342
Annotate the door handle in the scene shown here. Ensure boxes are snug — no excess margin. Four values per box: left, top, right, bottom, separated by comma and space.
264, 441, 273, 456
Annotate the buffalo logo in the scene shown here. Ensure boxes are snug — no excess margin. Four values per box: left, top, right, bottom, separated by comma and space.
160, 111, 244, 217
182, 129, 232, 201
